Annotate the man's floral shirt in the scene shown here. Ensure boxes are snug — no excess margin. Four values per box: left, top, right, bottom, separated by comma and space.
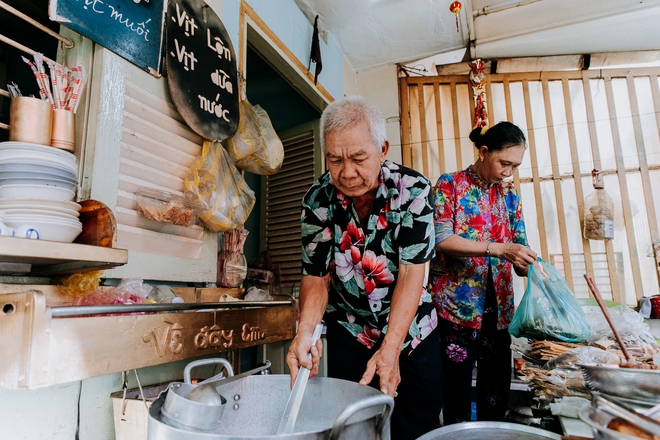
428, 165, 529, 331
301, 161, 437, 355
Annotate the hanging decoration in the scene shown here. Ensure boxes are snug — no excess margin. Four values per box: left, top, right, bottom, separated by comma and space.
309, 15, 323, 85
449, 1, 462, 32
469, 59, 488, 129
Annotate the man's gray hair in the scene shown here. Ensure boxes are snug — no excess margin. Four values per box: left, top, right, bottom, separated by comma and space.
320, 96, 387, 151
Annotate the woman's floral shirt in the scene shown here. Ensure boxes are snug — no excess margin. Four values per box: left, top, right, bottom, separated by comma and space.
428, 165, 529, 331
301, 161, 437, 355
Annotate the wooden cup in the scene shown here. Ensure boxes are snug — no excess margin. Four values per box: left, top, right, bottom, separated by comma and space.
50, 109, 76, 152
8, 96, 53, 145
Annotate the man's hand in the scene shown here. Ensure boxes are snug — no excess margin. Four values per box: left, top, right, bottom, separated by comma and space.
285, 329, 324, 389
359, 343, 401, 397
286, 275, 329, 388
358, 263, 424, 397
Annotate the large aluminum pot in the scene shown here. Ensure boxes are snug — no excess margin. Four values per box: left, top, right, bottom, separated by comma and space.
148, 375, 393, 440
416, 421, 562, 440
579, 406, 649, 440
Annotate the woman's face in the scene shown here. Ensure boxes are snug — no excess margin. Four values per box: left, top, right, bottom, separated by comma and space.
479, 144, 525, 183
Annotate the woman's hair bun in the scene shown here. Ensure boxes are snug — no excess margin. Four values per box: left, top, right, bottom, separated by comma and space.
469, 126, 486, 147
469, 121, 526, 151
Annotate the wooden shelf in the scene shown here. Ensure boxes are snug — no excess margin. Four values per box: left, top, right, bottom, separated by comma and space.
0, 289, 296, 389
0, 236, 128, 277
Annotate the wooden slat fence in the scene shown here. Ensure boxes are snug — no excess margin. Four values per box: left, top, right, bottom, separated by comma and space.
400, 68, 660, 305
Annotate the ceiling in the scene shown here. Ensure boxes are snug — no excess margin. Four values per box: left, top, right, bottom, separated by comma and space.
293, 0, 660, 72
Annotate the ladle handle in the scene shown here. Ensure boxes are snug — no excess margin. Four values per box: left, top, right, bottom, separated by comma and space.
328, 394, 395, 440
183, 358, 234, 384
583, 274, 632, 362
276, 322, 324, 435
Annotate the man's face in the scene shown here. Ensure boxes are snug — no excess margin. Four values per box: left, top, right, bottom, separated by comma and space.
324, 123, 388, 198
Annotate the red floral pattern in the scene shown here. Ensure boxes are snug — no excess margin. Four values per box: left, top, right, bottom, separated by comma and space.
429, 165, 529, 330
301, 161, 437, 354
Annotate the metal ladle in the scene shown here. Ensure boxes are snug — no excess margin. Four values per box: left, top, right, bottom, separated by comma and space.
276, 322, 325, 435
187, 359, 272, 404
160, 358, 271, 431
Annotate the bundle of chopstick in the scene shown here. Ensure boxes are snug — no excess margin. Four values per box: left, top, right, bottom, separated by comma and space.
21, 53, 86, 113
530, 340, 585, 361
221, 227, 249, 253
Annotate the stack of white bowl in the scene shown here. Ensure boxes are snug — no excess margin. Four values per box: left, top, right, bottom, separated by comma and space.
0, 141, 82, 242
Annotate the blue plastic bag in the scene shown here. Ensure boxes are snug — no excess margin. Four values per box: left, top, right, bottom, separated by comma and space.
509, 258, 591, 343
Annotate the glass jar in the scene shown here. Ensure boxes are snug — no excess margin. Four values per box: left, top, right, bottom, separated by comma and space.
217, 250, 247, 287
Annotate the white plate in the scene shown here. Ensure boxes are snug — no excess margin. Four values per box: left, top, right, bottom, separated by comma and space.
0, 141, 77, 161
0, 158, 78, 175
4, 211, 81, 221
0, 208, 79, 219
0, 170, 77, 184
5, 211, 80, 224
0, 184, 75, 201
0, 145, 77, 172
0, 163, 77, 180
0, 198, 81, 211
0, 176, 77, 192
4, 218, 82, 243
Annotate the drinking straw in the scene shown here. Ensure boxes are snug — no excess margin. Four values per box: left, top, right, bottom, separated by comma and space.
7, 82, 22, 97
33, 53, 54, 105
67, 65, 86, 113
21, 55, 51, 103
60, 66, 70, 110
47, 60, 61, 109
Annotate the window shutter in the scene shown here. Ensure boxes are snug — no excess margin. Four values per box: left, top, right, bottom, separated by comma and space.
266, 130, 316, 292
82, 52, 217, 282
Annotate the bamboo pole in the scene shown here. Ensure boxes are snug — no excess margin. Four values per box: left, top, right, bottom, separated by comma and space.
417, 84, 430, 178
450, 82, 463, 171
502, 79, 522, 193
399, 77, 412, 168
603, 75, 645, 302
542, 78, 574, 289
582, 74, 621, 303
562, 78, 595, 288
647, 74, 660, 286
433, 82, 446, 175
522, 80, 549, 262
626, 75, 660, 258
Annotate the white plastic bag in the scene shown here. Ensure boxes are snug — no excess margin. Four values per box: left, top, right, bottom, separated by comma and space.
184, 141, 255, 232
225, 99, 284, 175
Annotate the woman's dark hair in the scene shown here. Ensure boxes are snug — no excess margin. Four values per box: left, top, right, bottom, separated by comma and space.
468, 121, 526, 151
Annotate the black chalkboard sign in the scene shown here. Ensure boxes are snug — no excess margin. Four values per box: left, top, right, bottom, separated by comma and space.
166, 0, 239, 141
49, 0, 166, 76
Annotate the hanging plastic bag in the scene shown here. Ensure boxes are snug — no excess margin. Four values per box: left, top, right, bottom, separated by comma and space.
583, 189, 614, 240
583, 170, 614, 240
184, 141, 255, 232
225, 99, 260, 162
509, 258, 591, 343
225, 99, 284, 175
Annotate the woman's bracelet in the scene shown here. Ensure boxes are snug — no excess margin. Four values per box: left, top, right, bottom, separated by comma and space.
485, 241, 492, 256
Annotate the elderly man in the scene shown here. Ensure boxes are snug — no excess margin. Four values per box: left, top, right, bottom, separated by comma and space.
285, 96, 443, 439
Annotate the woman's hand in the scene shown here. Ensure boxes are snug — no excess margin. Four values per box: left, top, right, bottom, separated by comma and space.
493, 242, 537, 275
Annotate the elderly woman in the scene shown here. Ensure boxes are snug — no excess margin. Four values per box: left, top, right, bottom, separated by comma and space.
429, 121, 537, 425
